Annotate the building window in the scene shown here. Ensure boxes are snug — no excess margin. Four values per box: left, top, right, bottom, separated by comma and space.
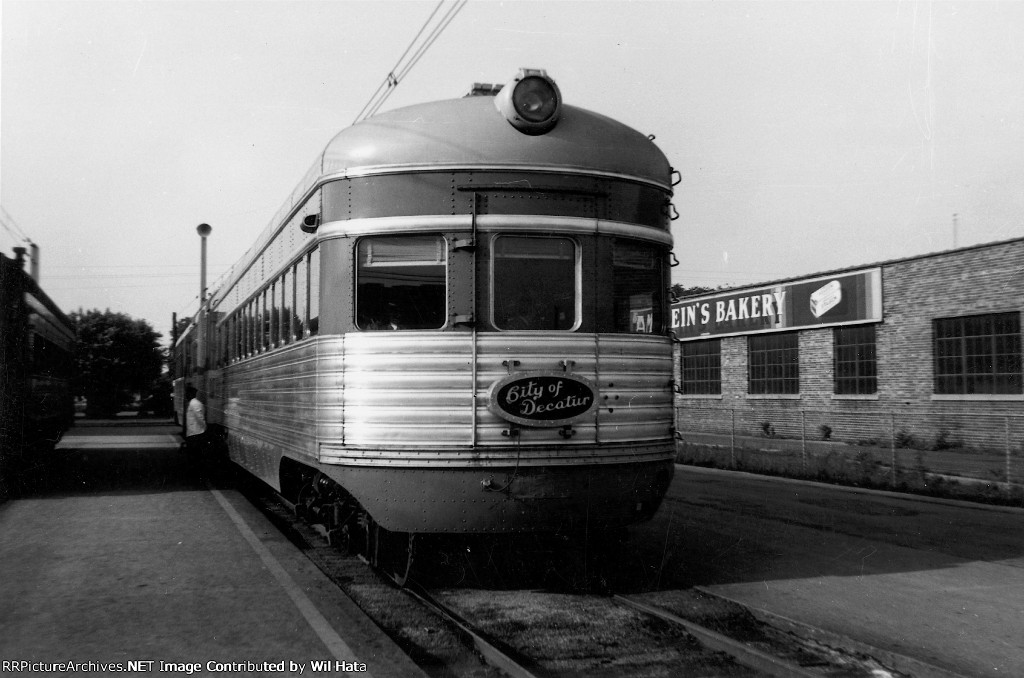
934, 312, 1022, 395
748, 332, 799, 394
492, 235, 577, 331
356, 236, 446, 330
680, 339, 721, 395
834, 325, 877, 395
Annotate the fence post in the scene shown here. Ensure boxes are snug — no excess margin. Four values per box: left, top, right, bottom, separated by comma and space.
801, 409, 807, 473
890, 412, 896, 488
1007, 417, 1012, 490
730, 408, 736, 468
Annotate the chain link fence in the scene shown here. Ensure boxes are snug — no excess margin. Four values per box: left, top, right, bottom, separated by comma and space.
674, 404, 1024, 505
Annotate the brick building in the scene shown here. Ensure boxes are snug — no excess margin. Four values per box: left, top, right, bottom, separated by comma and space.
671, 237, 1024, 451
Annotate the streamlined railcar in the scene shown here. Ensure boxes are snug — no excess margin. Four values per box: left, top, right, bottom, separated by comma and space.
174, 69, 678, 579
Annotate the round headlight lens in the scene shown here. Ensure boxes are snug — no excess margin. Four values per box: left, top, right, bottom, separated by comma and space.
494, 68, 562, 135
513, 77, 558, 123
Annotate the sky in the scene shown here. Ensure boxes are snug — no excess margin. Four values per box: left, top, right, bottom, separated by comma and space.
3, 0, 1024, 346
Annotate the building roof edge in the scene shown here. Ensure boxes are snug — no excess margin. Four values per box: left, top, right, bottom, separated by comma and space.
690, 235, 1024, 297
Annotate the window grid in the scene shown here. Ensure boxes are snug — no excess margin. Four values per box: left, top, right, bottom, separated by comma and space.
680, 339, 722, 395
748, 332, 799, 394
934, 313, 1022, 395
834, 325, 878, 395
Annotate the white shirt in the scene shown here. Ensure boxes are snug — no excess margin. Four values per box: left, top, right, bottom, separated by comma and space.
186, 397, 207, 437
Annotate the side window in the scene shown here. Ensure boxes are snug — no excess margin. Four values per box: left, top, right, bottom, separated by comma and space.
260, 291, 269, 351
245, 301, 253, 356
234, 312, 242, 360
282, 269, 293, 345
309, 248, 320, 335
612, 239, 664, 334
356, 236, 447, 330
270, 281, 280, 347
492, 236, 577, 331
295, 256, 308, 338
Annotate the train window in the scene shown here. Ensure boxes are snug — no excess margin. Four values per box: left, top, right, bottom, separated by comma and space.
282, 268, 293, 345
225, 316, 232, 363
248, 299, 256, 355
262, 289, 271, 350
295, 256, 308, 338
492, 236, 577, 331
234, 313, 242, 361
220, 319, 227, 365
612, 240, 664, 334
309, 248, 320, 335
270, 281, 280, 347
252, 295, 260, 353
242, 304, 249, 357
356, 236, 447, 330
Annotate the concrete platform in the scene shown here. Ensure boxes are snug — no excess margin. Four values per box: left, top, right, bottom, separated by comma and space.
0, 425, 426, 677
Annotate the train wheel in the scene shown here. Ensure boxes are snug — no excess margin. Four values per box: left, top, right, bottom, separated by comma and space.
326, 502, 361, 555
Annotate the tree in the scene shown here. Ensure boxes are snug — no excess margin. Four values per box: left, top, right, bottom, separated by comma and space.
671, 283, 717, 300
69, 309, 164, 417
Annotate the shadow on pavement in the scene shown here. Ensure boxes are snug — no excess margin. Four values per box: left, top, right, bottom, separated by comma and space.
15, 445, 234, 498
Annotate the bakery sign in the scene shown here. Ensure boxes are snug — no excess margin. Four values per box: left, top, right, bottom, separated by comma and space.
487, 371, 598, 427
671, 268, 882, 340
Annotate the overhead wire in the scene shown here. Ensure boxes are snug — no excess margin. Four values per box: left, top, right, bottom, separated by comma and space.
0, 205, 33, 250
352, 0, 468, 125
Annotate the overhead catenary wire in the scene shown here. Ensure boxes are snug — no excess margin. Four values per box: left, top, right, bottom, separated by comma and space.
352, 0, 468, 125
0, 205, 33, 250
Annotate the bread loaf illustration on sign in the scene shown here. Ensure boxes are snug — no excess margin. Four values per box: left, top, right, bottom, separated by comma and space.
810, 280, 842, 318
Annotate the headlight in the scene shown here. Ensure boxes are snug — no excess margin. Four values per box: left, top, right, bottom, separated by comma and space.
495, 68, 561, 135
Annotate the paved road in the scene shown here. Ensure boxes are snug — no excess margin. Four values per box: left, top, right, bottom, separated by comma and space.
624, 465, 1024, 678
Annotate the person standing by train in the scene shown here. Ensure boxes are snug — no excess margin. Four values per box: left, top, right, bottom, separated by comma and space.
184, 385, 208, 474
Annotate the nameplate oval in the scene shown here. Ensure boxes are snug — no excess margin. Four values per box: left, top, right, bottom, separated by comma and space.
486, 371, 599, 427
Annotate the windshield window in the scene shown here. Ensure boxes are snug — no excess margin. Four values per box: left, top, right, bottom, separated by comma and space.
493, 236, 577, 331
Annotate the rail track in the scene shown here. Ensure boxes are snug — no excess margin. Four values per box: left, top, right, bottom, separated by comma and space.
237, 472, 950, 678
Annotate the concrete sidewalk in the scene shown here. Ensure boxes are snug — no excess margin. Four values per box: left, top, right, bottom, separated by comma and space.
0, 435, 425, 677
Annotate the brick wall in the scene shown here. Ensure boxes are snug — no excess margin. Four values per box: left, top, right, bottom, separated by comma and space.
675, 238, 1024, 451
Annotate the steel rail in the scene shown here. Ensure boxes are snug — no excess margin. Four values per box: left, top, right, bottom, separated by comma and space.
613, 594, 822, 678
402, 581, 546, 678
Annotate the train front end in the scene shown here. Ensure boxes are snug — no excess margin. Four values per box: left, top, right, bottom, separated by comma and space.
308, 70, 678, 534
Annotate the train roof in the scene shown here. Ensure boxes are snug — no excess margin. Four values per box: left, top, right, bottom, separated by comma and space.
319, 95, 673, 190
204, 83, 673, 316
